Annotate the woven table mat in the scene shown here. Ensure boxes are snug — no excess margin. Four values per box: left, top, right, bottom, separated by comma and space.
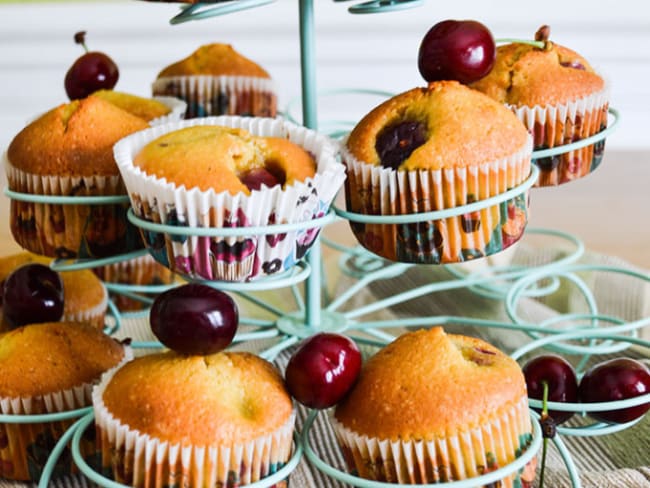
1, 243, 649, 487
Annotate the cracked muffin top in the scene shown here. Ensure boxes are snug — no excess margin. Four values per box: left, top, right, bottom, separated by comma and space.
469, 41, 605, 107
156, 43, 271, 79
345, 80, 529, 171
334, 327, 528, 440
7, 96, 149, 177
100, 351, 293, 445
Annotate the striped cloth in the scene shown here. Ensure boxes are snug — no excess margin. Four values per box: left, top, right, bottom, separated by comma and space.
2, 244, 649, 487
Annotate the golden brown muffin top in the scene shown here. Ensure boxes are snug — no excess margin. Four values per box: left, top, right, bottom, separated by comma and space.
157, 43, 271, 78
133, 125, 316, 195
469, 42, 605, 107
0, 252, 49, 282
91, 90, 171, 121
334, 327, 527, 440
102, 351, 293, 446
7, 96, 149, 177
346, 81, 529, 171
0, 321, 125, 398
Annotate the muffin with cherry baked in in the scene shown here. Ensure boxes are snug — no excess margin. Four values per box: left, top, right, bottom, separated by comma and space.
152, 43, 277, 119
470, 26, 609, 186
114, 116, 345, 281
0, 321, 130, 482
93, 350, 294, 487
332, 327, 537, 486
343, 80, 532, 264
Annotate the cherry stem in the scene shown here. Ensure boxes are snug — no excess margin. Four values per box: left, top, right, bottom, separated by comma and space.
539, 381, 549, 488
495, 38, 546, 49
74, 31, 89, 53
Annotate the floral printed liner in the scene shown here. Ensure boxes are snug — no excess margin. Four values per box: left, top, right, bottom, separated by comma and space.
342, 138, 532, 264
153, 75, 277, 119
510, 85, 609, 186
330, 397, 536, 487
4, 160, 143, 259
114, 116, 346, 282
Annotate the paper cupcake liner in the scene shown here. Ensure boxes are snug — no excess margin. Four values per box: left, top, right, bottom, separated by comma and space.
510, 84, 610, 186
92, 364, 295, 487
150, 96, 188, 126
330, 397, 537, 487
152, 75, 277, 119
0, 347, 133, 482
114, 116, 346, 281
63, 281, 109, 330
342, 137, 532, 264
4, 159, 144, 259
92, 254, 176, 311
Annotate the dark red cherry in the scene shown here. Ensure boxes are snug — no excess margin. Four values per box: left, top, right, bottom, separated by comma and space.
240, 168, 282, 191
522, 354, 578, 424
65, 31, 119, 100
150, 283, 238, 355
418, 19, 495, 84
3, 264, 64, 328
579, 358, 650, 424
285, 333, 362, 409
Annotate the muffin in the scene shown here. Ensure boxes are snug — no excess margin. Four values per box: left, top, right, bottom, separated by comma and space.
0, 252, 108, 331
114, 116, 345, 281
332, 327, 537, 486
152, 43, 277, 119
5, 96, 150, 259
92, 253, 176, 311
343, 80, 533, 264
470, 26, 609, 186
0, 321, 130, 481
93, 351, 295, 487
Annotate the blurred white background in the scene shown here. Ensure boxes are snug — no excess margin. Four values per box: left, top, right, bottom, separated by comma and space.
0, 0, 649, 267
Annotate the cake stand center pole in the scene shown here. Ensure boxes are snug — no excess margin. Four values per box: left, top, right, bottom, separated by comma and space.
299, 0, 322, 329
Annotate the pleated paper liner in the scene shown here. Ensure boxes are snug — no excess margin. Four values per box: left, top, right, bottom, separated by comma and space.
330, 396, 537, 487
511, 84, 609, 186
0, 348, 132, 482
4, 161, 143, 260
92, 364, 295, 487
342, 137, 533, 264
62, 281, 109, 331
114, 116, 346, 282
153, 75, 277, 119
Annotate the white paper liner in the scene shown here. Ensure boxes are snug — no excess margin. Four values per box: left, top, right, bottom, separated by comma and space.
62, 281, 109, 330
0, 346, 132, 481
508, 83, 610, 186
4, 157, 142, 259
342, 136, 533, 264
92, 362, 295, 487
152, 75, 277, 119
330, 397, 536, 486
114, 116, 346, 281
150, 96, 188, 126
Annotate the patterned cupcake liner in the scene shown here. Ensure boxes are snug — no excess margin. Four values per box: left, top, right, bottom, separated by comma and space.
62, 281, 109, 330
152, 75, 277, 119
92, 364, 295, 487
0, 348, 132, 482
342, 137, 532, 264
330, 397, 537, 487
92, 254, 176, 311
4, 159, 144, 259
510, 84, 610, 186
114, 116, 346, 282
